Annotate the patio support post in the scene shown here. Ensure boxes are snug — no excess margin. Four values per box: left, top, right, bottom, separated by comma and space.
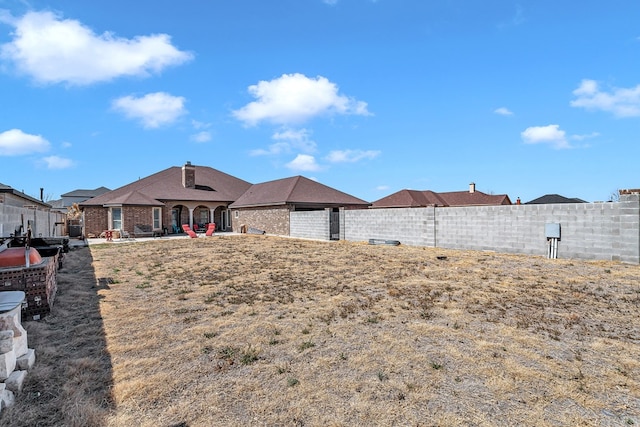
188, 207, 194, 228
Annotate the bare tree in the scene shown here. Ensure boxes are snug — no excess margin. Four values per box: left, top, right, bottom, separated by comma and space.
609, 189, 620, 202
67, 203, 82, 220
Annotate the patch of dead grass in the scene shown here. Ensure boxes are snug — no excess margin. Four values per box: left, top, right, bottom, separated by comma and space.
3, 235, 639, 426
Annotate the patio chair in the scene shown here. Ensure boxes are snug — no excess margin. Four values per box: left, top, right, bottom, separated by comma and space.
181, 224, 198, 238
205, 223, 216, 236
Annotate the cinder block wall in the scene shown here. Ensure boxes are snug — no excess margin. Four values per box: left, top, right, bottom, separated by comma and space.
0, 204, 66, 237
290, 210, 329, 240
435, 195, 640, 263
291, 195, 640, 263
343, 207, 435, 247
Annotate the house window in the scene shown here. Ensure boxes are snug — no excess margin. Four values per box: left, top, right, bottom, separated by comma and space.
153, 207, 161, 229
111, 207, 122, 230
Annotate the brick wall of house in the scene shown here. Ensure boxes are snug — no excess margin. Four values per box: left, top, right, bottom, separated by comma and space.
83, 206, 108, 237
162, 209, 173, 233
231, 206, 290, 235
84, 206, 165, 237
122, 206, 154, 233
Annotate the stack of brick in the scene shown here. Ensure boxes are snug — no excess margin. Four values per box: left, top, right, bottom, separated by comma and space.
0, 251, 57, 321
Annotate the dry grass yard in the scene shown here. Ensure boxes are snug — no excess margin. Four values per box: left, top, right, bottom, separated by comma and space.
1, 234, 639, 426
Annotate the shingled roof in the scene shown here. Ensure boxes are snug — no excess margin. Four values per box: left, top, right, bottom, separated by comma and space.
61, 186, 111, 198
372, 184, 511, 208
81, 164, 252, 207
437, 190, 511, 206
229, 176, 370, 209
369, 189, 447, 208
0, 182, 51, 207
525, 194, 587, 204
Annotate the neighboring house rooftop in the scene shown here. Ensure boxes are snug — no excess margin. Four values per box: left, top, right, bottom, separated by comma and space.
370, 189, 447, 208
372, 183, 511, 208
525, 194, 587, 204
81, 163, 252, 207
49, 186, 113, 210
61, 187, 111, 199
229, 176, 370, 209
0, 182, 51, 208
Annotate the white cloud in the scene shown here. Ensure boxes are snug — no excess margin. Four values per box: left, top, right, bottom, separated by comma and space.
112, 92, 187, 128
250, 128, 317, 156
190, 131, 211, 143
272, 128, 309, 142
249, 143, 290, 157
273, 128, 317, 152
571, 79, 640, 117
42, 155, 73, 169
376, 185, 390, 191
232, 73, 371, 126
521, 124, 571, 149
0, 128, 50, 155
286, 154, 322, 172
0, 10, 192, 85
191, 120, 211, 130
571, 132, 600, 141
326, 149, 380, 163
494, 107, 514, 116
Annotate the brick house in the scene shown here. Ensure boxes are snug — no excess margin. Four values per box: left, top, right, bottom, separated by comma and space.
371, 182, 511, 208
80, 162, 251, 237
228, 175, 370, 236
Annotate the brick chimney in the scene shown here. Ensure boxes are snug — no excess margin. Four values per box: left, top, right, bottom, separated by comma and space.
182, 161, 195, 189
469, 182, 476, 194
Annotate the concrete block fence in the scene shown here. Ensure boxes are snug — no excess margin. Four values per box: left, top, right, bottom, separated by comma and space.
0, 205, 66, 238
290, 194, 640, 263
289, 210, 330, 241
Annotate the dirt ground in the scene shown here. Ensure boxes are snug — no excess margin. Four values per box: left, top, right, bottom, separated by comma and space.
1, 235, 639, 426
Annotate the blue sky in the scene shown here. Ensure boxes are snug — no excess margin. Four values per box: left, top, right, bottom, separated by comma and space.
1, 1, 638, 204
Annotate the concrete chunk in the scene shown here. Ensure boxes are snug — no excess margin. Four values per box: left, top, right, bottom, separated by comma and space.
0, 383, 14, 411
0, 331, 13, 354
5, 370, 26, 394
16, 348, 35, 371
0, 351, 16, 381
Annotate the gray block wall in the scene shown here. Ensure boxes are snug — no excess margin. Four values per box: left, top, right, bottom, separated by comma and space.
343, 207, 435, 247
0, 204, 66, 237
290, 210, 330, 240
290, 195, 640, 263
435, 196, 640, 263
